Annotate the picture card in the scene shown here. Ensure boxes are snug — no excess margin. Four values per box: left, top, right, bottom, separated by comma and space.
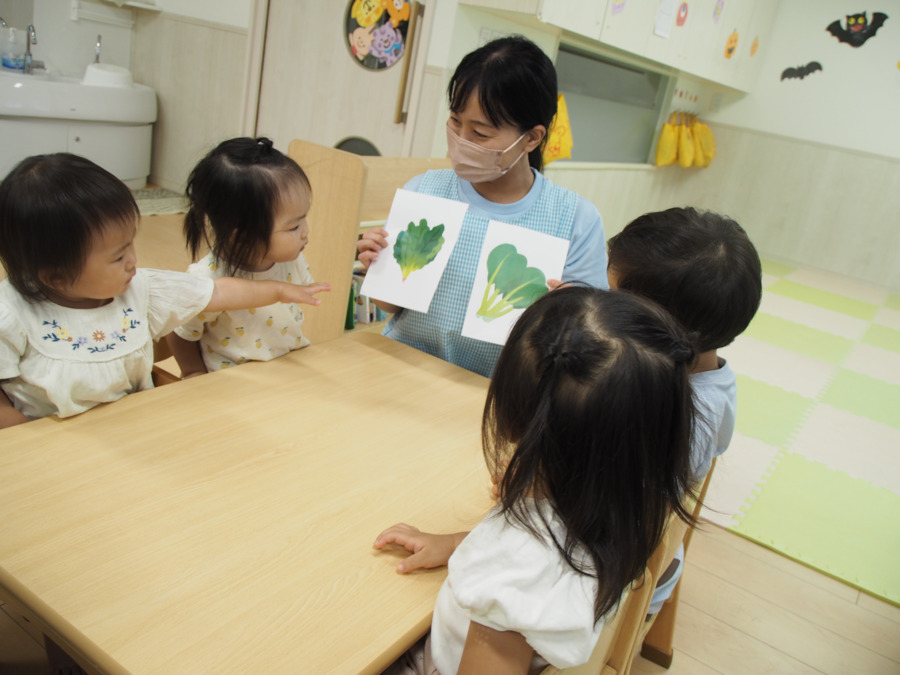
461, 220, 570, 346
361, 189, 468, 313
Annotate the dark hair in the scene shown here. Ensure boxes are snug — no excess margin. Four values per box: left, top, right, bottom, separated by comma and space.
183, 137, 311, 275
0, 153, 139, 302
485, 287, 697, 621
607, 207, 762, 352
448, 35, 557, 172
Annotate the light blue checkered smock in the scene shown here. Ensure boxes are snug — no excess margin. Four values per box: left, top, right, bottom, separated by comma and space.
383, 169, 607, 378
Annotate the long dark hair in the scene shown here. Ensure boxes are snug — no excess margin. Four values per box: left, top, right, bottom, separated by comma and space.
448, 36, 557, 172
607, 207, 762, 352
0, 154, 138, 302
484, 287, 698, 620
183, 137, 310, 275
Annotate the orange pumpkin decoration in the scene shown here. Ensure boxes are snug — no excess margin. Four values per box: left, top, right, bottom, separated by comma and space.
725, 30, 739, 59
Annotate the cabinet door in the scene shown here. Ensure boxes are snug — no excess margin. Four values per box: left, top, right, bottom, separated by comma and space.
0, 119, 68, 181
538, 0, 606, 41
67, 124, 152, 186
596, 0, 777, 93
257, 0, 412, 156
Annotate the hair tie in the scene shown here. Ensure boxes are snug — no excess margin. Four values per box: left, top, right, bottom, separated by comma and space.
256, 137, 274, 150
671, 340, 695, 366
550, 348, 582, 372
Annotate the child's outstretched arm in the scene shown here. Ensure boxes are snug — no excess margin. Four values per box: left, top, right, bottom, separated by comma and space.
373, 523, 468, 573
205, 278, 330, 313
0, 390, 29, 429
165, 333, 208, 379
458, 622, 533, 674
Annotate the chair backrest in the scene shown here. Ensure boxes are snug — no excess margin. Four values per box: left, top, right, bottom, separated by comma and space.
638, 461, 718, 667
151, 338, 181, 386
538, 563, 656, 675
287, 140, 366, 345
286, 139, 451, 344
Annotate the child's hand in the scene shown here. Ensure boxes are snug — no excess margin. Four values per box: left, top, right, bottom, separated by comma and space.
278, 281, 331, 306
357, 227, 389, 270
373, 523, 468, 573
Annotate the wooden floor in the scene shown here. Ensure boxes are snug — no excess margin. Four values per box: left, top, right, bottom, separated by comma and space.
3, 519, 898, 674
2, 214, 898, 673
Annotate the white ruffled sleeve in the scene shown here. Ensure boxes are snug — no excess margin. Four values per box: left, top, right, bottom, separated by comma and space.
446, 507, 605, 668
142, 268, 215, 339
0, 300, 26, 379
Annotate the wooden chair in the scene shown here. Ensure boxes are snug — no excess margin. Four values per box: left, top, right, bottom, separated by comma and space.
537, 568, 652, 675
151, 337, 181, 386
539, 520, 684, 675
285, 139, 451, 344
286, 140, 366, 345
639, 460, 718, 668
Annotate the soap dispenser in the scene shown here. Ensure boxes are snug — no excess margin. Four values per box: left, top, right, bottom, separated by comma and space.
1, 27, 25, 71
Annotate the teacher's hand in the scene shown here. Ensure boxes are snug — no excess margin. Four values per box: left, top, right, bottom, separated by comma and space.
357, 227, 390, 270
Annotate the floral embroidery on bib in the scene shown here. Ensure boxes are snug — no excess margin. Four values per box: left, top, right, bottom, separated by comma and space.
41, 308, 141, 353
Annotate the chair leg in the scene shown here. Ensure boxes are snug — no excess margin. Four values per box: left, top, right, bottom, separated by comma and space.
639, 582, 681, 668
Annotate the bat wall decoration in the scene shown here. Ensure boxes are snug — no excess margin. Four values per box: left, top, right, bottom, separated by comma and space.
781, 62, 823, 81
826, 11, 889, 47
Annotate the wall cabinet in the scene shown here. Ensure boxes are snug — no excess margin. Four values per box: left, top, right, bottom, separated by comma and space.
462, 0, 780, 92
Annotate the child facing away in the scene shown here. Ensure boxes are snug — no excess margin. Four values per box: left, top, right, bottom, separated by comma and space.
166, 137, 323, 376
357, 36, 608, 378
606, 206, 762, 614
374, 287, 699, 674
0, 153, 329, 429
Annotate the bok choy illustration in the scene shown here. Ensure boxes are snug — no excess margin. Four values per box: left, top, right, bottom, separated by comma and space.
476, 243, 547, 321
393, 218, 445, 281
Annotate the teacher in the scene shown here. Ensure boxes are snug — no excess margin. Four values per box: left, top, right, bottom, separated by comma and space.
357, 36, 608, 378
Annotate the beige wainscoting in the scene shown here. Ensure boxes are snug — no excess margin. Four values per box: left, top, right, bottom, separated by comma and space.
546, 124, 900, 292
130, 12, 248, 192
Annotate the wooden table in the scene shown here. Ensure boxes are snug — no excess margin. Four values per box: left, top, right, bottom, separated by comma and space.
0, 332, 492, 674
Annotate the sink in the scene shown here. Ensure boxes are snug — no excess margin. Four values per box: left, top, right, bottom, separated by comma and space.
82, 62, 134, 88
0, 68, 156, 124
0, 67, 157, 187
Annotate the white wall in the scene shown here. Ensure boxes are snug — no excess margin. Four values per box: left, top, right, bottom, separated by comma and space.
31, 0, 134, 77
150, 0, 251, 29
0, 0, 33, 30
707, 0, 900, 159
1, 0, 251, 78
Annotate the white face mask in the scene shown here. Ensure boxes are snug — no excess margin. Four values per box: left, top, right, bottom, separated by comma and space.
445, 124, 530, 184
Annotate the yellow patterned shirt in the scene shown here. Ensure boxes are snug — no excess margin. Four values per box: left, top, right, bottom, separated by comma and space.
174, 252, 314, 371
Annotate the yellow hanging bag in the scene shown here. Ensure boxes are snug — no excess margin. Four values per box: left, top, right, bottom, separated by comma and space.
542, 93, 574, 166
695, 120, 716, 167
691, 115, 706, 168
654, 113, 677, 166
677, 113, 694, 168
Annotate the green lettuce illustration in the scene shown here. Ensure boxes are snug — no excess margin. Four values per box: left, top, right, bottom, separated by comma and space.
476, 243, 547, 321
393, 218, 445, 281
